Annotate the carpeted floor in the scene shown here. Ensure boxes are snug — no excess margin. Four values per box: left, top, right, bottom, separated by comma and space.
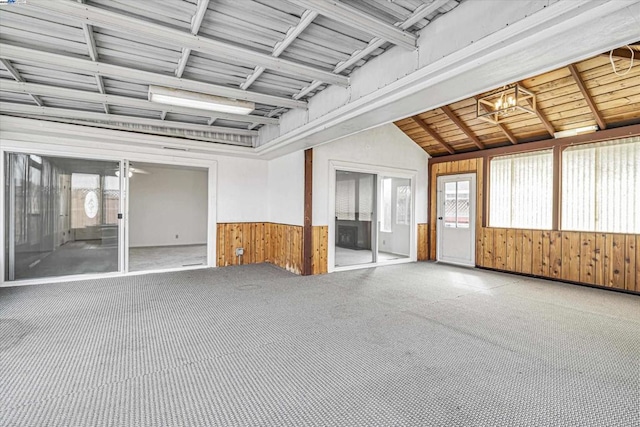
0, 262, 638, 426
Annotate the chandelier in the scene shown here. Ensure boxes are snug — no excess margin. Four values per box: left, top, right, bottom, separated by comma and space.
476, 84, 536, 124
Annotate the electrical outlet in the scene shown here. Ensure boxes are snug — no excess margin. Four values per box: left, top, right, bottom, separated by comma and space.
235, 247, 244, 256
175, 234, 179, 239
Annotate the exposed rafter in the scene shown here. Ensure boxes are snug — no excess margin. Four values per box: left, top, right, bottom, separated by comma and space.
241, 10, 318, 91
176, 0, 210, 78
78, 0, 110, 115
293, 0, 449, 100
0, 102, 259, 138
518, 80, 555, 136
567, 63, 607, 130
440, 105, 485, 149
27, 0, 349, 87
410, 115, 455, 154
0, 58, 43, 107
473, 95, 518, 144
1, 80, 278, 125
0, 44, 307, 110
286, 0, 417, 50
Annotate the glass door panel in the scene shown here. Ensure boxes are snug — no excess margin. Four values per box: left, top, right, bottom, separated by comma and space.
378, 176, 411, 261
4, 153, 121, 281
335, 170, 376, 267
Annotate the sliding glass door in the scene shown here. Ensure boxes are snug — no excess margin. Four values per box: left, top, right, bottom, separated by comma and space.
5, 153, 121, 281
334, 170, 413, 269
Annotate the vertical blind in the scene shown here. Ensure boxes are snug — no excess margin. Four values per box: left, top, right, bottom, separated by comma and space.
562, 136, 640, 233
489, 149, 553, 229
336, 179, 355, 220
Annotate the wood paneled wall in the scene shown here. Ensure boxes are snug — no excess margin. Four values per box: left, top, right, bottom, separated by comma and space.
429, 156, 639, 293
311, 226, 328, 275
477, 228, 639, 292
428, 158, 484, 260
217, 223, 328, 275
417, 223, 429, 261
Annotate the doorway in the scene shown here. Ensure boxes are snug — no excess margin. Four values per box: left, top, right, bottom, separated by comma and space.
436, 173, 476, 266
333, 166, 415, 270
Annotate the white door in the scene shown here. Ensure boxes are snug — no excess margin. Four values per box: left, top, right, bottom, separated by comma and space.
437, 173, 476, 266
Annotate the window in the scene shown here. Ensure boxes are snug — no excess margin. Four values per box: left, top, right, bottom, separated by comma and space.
444, 180, 470, 228
489, 150, 553, 229
396, 185, 411, 225
562, 137, 640, 233
380, 178, 392, 232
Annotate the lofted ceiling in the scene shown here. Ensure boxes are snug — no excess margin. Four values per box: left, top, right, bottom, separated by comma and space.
395, 43, 640, 157
0, 0, 461, 147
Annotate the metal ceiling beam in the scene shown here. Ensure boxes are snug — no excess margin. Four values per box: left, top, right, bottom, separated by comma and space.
567, 63, 607, 130
440, 105, 485, 149
286, 0, 417, 50
27, 0, 349, 87
0, 102, 259, 138
78, 0, 109, 114
0, 58, 44, 107
411, 115, 455, 154
176, 0, 210, 78
241, 10, 318, 91
0, 80, 278, 125
293, 0, 450, 100
0, 44, 307, 110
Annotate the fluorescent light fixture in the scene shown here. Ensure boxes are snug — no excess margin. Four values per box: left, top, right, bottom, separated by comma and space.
149, 86, 255, 115
553, 125, 598, 139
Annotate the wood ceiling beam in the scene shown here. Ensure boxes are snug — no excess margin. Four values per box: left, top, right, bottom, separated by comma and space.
567, 63, 607, 130
0, 58, 44, 107
28, 0, 349, 87
286, 0, 417, 50
410, 115, 455, 154
0, 44, 307, 110
0, 102, 259, 139
241, 10, 318, 90
440, 105, 485, 150
176, 0, 210, 78
0, 80, 278, 125
473, 95, 518, 144
602, 47, 635, 60
293, 0, 449, 100
518, 80, 555, 136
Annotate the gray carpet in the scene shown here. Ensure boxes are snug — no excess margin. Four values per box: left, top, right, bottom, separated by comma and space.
0, 263, 638, 426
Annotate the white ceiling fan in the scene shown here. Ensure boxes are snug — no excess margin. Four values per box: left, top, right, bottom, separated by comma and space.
115, 163, 150, 178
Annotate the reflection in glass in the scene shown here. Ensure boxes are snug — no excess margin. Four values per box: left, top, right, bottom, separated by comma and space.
378, 176, 411, 261
5, 153, 120, 281
335, 171, 376, 267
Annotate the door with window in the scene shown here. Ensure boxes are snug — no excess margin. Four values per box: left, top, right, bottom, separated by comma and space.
437, 173, 476, 266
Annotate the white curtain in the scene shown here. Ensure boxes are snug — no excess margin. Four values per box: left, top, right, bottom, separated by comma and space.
489, 149, 553, 229
562, 136, 640, 233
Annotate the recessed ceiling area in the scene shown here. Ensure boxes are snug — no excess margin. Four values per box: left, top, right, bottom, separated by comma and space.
0, 0, 461, 147
394, 42, 640, 157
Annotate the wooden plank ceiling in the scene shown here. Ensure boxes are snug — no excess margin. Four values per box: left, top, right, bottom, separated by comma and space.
395, 43, 640, 157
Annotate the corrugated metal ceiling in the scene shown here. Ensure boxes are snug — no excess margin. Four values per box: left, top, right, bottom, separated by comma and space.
0, 0, 461, 147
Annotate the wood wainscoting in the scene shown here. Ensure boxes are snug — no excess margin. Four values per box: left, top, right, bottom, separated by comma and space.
217, 223, 328, 275
417, 223, 429, 261
477, 228, 639, 292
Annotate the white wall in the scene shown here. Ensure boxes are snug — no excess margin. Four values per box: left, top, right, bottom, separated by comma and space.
268, 150, 304, 226
129, 164, 208, 247
216, 156, 269, 223
313, 123, 429, 226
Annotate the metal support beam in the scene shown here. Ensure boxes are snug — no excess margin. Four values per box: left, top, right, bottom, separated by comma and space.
0, 44, 307, 110
1, 80, 278, 125
567, 63, 607, 130
293, 0, 449, 99
176, 0, 210, 78
287, 0, 417, 50
28, 0, 349, 87
0, 102, 259, 138
410, 115, 455, 154
78, 0, 109, 114
0, 58, 43, 107
241, 10, 318, 91
440, 105, 485, 150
